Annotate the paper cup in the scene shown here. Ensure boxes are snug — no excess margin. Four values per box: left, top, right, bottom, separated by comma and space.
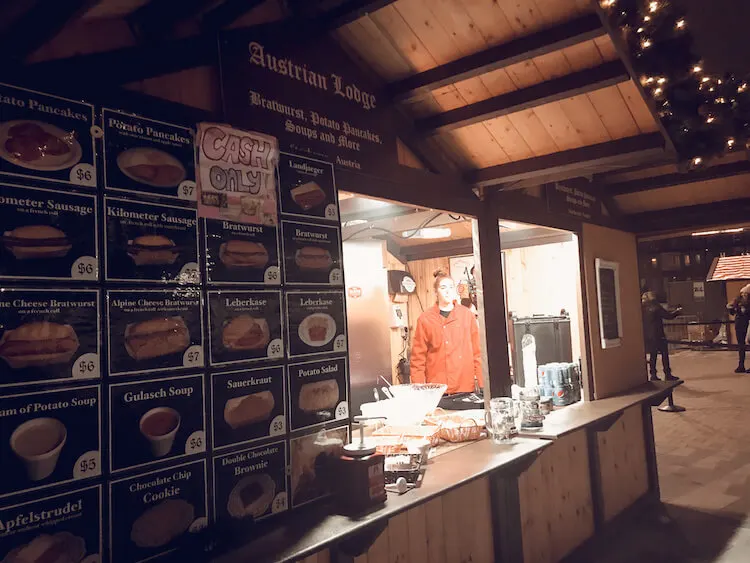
10, 417, 67, 481
139, 407, 181, 458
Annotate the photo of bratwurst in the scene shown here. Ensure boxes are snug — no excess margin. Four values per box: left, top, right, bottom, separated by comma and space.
219, 240, 268, 269
222, 315, 270, 351
127, 235, 180, 266
2, 225, 72, 260
124, 316, 190, 361
294, 247, 332, 271
0, 321, 79, 368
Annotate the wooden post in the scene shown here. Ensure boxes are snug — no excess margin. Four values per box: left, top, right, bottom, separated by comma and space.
472, 195, 511, 397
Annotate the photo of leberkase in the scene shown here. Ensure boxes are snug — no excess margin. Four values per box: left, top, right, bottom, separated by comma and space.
0, 184, 98, 281
286, 291, 347, 358
0, 289, 100, 388
0, 486, 102, 563
0, 83, 96, 187
278, 154, 337, 221
204, 218, 280, 285
281, 221, 342, 286
105, 197, 199, 284
0, 386, 100, 498
109, 460, 207, 563
107, 289, 204, 377
102, 108, 195, 201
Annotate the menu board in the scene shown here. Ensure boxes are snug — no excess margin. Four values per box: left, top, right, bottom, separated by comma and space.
0, 486, 102, 563
204, 218, 280, 286
109, 374, 206, 473
208, 290, 283, 366
102, 108, 196, 201
211, 365, 286, 450
278, 154, 338, 221
0, 183, 98, 281
281, 221, 342, 286
288, 357, 348, 431
109, 460, 208, 563
212, 441, 287, 529
107, 289, 204, 377
0, 288, 101, 388
289, 426, 347, 508
0, 385, 101, 499
105, 197, 199, 284
285, 291, 347, 358
0, 82, 96, 187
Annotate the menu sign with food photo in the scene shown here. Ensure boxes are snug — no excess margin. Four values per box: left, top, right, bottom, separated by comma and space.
0, 288, 101, 388
212, 441, 287, 529
109, 374, 206, 473
0, 485, 102, 563
0, 184, 98, 281
288, 357, 348, 431
279, 154, 337, 221
107, 289, 204, 377
290, 426, 347, 508
281, 221, 342, 286
105, 197, 199, 284
108, 459, 208, 563
196, 123, 279, 226
0, 385, 100, 499
203, 218, 280, 285
211, 365, 285, 450
102, 108, 196, 201
0, 83, 96, 187
286, 291, 347, 358
208, 290, 283, 366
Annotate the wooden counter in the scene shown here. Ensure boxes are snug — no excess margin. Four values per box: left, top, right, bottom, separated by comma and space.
212, 438, 548, 563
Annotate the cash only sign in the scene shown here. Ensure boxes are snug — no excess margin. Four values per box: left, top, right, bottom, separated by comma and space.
195, 123, 280, 226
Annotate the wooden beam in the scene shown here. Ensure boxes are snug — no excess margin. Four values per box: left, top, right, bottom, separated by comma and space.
310, 0, 398, 30
400, 238, 474, 261
629, 197, 750, 233
388, 14, 605, 102
1, 0, 101, 63
417, 61, 628, 134
201, 0, 267, 31
127, 0, 215, 41
593, 3, 677, 156
608, 160, 750, 196
469, 134, 666, 188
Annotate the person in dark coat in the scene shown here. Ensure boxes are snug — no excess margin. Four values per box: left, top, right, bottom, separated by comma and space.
642, 291, 682, 381
727, 285, 750, 373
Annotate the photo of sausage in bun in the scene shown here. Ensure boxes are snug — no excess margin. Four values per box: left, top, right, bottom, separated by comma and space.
2, 225, 72, 260
127, 235, 179, 266
219, 240, 269, 269
294, 247, 332, 271
222, 315, 270, 351
0, 321, 79, 368
124, 316, 190, 361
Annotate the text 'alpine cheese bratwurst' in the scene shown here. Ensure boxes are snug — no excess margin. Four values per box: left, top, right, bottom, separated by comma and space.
124, 316, 190, 361
0, 321, 79, 368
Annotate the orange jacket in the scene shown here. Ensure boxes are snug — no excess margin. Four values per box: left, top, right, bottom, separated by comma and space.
410, 304, 483, 394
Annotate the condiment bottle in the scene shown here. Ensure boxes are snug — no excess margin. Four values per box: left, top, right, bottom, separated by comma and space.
335, 416, 387, 514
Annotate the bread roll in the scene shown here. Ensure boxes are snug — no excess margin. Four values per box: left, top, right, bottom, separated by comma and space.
127, 235, 179, 266
219, 240, 269, 268
3, 225, 72, 260
223, 391, 275, 429
222, 315, 270, 351
124, 316, 190, 361
299, 380, 339, 413
0, 321, 79, 368
130, 499, 194, 548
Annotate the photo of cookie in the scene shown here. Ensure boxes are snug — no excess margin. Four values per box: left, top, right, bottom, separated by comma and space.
117, 147, 186, 188
0, 120, 82, 172
2, 225, 72, 260
290, 182, 326, 211
299, 380, 339, 413
222, 315, 270, 351
3, 532, 86, 563
294, 247, 332, 271
130, 499, 194, 548
127, 235, 179, 266
124, 317, 190, 361
226, 474, 275, 520
223, 391, 275, 430
0, 322, 79, 369
219, 240, 268, 269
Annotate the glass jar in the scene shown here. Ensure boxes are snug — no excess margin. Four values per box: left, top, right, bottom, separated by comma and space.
519, 388, 544, 430
488, 397, 515, 444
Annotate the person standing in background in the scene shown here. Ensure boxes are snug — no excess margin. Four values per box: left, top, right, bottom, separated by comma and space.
641, 291, 682, 381
411, 270, 482, 394
727, 285, 750, 373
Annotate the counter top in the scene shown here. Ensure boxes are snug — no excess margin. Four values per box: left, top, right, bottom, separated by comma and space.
518, 380, 681, 439
211, 437, 548, 563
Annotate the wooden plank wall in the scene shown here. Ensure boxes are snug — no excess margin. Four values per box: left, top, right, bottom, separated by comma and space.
597, 405, 649, 522
296, 550, 331, 563
350, 476, 494, 563
517, 430, 594, 563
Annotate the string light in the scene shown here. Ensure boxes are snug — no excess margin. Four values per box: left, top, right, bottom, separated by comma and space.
657, 77, 667, 84
676, 19, 686, 29
641, 38, 652, 48
728, 138, 736, 148
692, 65, 702, 73
706, 116, 715, 123
692, 157, 703, 166
654, 87, 663, 96
644, 15, 651, 21
701, 77, 711, 83
739, 83, 748, 93
649, 1, 659, 12
600, 0, 616, 7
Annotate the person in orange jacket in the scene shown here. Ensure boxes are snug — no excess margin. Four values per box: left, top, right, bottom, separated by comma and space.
410, 269, 483, 394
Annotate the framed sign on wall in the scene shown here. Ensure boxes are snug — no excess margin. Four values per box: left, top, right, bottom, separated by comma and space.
595, 258, 623, 349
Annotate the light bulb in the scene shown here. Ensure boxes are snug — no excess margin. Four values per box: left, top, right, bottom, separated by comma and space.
702, 77, 710, 83
676, 19, 686, 29
692, 157, 703, 166
654, 87, 663, 96
728, 138, 736, 148
644, 15, 651, 21
657, 77, 667, 84
706, 116, 715, 123
649, 1, 659, 12
641, 39, 652, 48
693, 65, 702, 73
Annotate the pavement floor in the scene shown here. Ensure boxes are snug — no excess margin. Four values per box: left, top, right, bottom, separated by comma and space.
575, 349, 750, 563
